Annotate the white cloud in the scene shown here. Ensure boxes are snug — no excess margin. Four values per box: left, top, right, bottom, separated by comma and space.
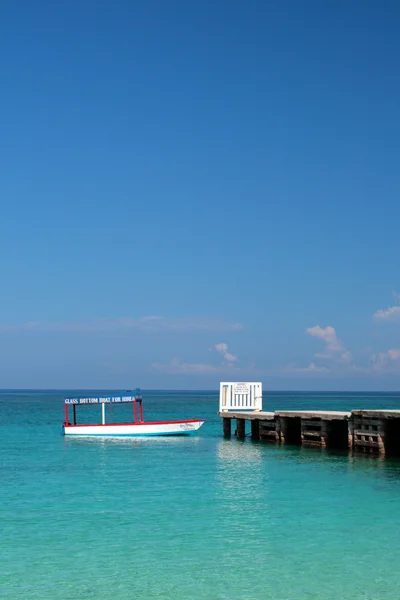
306, 325, 342, 351
340, 351, 353, 364
152, 342, 240, 376
0, 316, 243, 334
282, 362, 330, 375
369, 297, 400, 370
370, 349, 400, 373
291, 302, 400, 376
373, 292, 400, 322
282, 324, 358, 376
215, 342, 237, 362
304, 362, 329, 373
151, 358, 219, 374
306, 325, 353, 364
388, 349, 400, 361
373, 306, 400, 322
151, 357, 247, 376
215, 342, 228, 353
150, 341, 262, 376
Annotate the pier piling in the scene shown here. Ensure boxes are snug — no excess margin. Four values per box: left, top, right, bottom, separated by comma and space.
236, 418, 246, 440
251, 420, 260, 441
223, 418, 231, 439
259, 417, 280, 442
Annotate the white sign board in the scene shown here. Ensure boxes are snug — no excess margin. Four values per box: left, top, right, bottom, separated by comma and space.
219, 382, 262, 412
232, 383, 250, 396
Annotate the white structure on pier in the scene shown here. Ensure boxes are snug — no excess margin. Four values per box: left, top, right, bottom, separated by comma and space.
219, 382, 262, 412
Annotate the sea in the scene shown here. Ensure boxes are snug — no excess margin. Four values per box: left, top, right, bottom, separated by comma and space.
1, 390, 400, 600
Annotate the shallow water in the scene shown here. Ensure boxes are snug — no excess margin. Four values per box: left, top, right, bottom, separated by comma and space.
1, 391, 400, 599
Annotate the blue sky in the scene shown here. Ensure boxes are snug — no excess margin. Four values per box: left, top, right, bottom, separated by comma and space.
1, 0, 400, 390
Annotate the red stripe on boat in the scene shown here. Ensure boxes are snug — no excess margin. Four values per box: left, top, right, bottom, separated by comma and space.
65, 419, 204, 428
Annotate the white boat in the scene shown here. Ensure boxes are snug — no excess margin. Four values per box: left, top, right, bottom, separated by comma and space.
62, 390, 204, 437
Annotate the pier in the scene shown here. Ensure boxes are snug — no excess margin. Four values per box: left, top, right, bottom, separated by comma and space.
219, 383, 400, 456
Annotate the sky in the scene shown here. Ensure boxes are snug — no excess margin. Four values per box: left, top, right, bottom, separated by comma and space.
1, 0, 400, 390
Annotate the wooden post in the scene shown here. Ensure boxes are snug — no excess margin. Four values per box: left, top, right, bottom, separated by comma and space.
353, 416, 386, 454
377, 421, 386, 454
223, 418, 231, 438
320, 421, 328, 448
259, 419, 280, 443
251, 419, 260, 441
347, 420, 353, 450
236, 418, 246, 440
278, 417, 285, 444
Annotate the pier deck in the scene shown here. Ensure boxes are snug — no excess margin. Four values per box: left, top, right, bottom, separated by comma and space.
219, 409, 400, 454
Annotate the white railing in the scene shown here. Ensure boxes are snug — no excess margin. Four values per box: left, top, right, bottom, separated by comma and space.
219, 382, 262, 412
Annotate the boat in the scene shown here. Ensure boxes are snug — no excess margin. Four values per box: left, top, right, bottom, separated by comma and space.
62, 390, 204, 437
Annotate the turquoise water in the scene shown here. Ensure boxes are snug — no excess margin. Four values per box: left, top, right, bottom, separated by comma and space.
1, 391, 400, 599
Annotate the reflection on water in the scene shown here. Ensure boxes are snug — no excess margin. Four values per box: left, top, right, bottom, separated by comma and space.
64, 434, 201, 447
215, 440, 269, 520
346, 451, 400, 487
214, 439, 274, 570
216, 439, 263, 464
215, 437, 400, 490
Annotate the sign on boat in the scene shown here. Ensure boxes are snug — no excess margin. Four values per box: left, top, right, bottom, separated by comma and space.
62, 389, 204, 437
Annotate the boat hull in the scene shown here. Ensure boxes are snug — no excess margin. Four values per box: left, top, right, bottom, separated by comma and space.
63, 419, 204, 437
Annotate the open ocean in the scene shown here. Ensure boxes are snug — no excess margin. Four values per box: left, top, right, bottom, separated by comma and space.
1, 390, 400, 599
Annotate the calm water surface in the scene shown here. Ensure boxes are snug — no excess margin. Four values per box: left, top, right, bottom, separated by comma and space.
1, 391, 400, 599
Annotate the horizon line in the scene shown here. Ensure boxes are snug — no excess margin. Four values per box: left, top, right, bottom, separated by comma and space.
1, 388, 400, 394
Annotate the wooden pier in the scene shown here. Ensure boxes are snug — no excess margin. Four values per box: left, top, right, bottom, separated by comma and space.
218, 383, 400, 456
219, 410, 400, 455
